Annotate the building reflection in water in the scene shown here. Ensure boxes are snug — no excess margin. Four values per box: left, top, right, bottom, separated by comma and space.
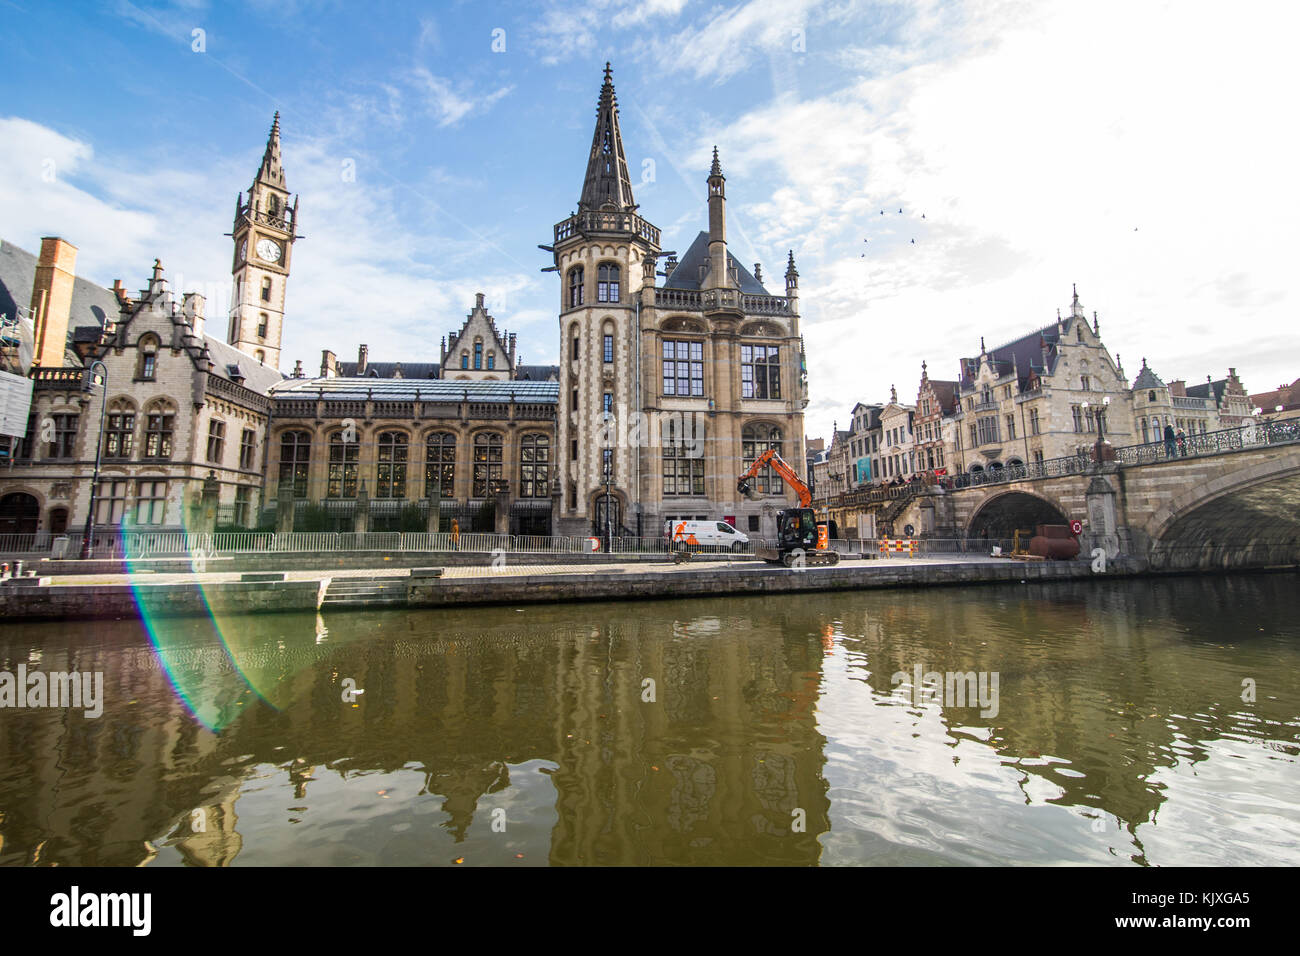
0, 599, 833, 866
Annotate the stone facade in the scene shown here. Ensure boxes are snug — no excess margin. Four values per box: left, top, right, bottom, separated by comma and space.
551, 68, 809, 539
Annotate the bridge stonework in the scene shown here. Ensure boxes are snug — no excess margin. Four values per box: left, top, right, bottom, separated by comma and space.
890, 443, 1300, 571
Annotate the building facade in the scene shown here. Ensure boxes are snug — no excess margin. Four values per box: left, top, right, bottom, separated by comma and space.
550, 66, 810, 538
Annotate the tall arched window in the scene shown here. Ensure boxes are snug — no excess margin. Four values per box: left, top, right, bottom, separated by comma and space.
425, 432, 456, 498
143, 400, 175, 460
519, 434, 550, 497
663, 418, 705, 496
742, 424, 784, 495
279, 431, 311, 498
105, 400, 136, 460
376, 431, 408, 498
567, 266, 584, 308
328, 431, 359, 498
474, 341, 483, 370
472, 433, 503, 497
597, 264, 620, 302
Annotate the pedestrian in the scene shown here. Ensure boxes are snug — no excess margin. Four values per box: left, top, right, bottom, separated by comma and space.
450, 518, 460, 550
1163, 423, 1177, 458
1176, 427, 1187, 456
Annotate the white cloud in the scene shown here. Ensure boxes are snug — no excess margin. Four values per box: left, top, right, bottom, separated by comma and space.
408, 68, 514, 127
700, 0, 1300, 437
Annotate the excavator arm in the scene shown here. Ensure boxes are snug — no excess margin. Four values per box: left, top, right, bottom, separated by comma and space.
736, 448, 813, 507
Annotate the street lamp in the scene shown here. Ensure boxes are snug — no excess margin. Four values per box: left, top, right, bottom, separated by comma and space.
1082, 396, 1113, 462
79, 360, 108, 559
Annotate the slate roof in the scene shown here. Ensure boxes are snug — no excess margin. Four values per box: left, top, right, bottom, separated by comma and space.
1185, 379, 1227, 406
338, 361, 440, 378
662, 231, 770, 295
271, 377, 559, 404
926, 379, 960, 415
1132, 362, 1165, 391
203, 334, 286, 393
0, 239, 118, 338
958, 318, 1079, 391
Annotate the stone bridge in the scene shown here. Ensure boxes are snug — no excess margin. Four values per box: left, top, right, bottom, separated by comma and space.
835, 430, 1300, 571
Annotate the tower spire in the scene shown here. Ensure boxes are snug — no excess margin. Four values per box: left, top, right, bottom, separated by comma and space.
704, 145, 731, 290
257, 111, 286, 188
578, 63, 635, 212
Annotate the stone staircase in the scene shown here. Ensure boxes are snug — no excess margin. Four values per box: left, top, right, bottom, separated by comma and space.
321, 576, 409, 609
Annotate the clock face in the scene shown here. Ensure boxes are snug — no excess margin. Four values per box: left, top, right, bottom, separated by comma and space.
238, 240, 248, 262
256, 238, 282, 263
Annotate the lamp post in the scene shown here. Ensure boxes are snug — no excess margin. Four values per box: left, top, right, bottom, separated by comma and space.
79, 360, 108, 560
1082, 396, 1112, 462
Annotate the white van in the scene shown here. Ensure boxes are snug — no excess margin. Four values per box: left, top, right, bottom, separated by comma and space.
666, 519, 750, 552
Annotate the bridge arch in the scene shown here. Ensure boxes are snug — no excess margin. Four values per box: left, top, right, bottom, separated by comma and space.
967, 489, 1068, 538
1145, 450, 1300, 569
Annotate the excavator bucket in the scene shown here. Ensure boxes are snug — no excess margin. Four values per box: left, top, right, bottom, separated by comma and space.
737, 477, 755, 498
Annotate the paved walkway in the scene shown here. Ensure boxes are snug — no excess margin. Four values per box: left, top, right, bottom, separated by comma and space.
41, 552, 1007, 588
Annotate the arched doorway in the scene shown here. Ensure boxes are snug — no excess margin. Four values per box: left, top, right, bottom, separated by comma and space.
0, 493, 40, 535
593, 494, 623, 537
969, 491, 1068, 539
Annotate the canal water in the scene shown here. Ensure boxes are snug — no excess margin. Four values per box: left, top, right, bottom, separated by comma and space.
1, 574, 1297, 866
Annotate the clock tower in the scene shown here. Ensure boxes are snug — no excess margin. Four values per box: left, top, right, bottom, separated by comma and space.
229, 111, 297, 369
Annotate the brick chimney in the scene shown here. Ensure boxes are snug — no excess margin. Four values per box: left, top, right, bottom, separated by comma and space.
321, 349, 337, 378
357, 343, 369, 375
29, 237, 78, 368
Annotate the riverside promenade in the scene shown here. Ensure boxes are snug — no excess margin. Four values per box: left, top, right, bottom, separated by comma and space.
0, 551, 1116, 620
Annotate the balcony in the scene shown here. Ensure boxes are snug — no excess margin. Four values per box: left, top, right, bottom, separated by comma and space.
651, 287, 794, 316
554, 211, 660, 246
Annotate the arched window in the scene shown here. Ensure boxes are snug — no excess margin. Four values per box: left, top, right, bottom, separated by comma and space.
472, 433, 503, 497
328, 431, 359, 498
375, 431, 408, 498
425, 432, 456, 498
1140, 418, 1149, 443
137, 335, 159, 380
597, 264, 620, 303
567, 266, 584, 308
519, 434, 550, 497
741, 424, 784, 495
663, 418, 705, 496
461, 352, 469, 369
143, 400, 175, 459
487, 353, 495, 370
279, 431, 311, 498
105, 400, 136, 460
1148, 390, 1156, 401
474, 341, 483, 370
257, 313, 268, 338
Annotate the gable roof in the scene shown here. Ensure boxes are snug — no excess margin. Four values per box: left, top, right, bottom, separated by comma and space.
662, 231, 770, 295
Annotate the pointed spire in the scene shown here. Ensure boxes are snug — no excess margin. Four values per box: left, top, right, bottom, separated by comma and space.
578, 63, 634, 212
710, 145, 722, 177
256, 111, 286, 187
785, 249, 798, 280
980, 336, 986, 353
1093, 310, 1099, 335
1070, 282, 1084, 318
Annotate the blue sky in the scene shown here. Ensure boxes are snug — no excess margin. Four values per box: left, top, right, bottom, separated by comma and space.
3, 0, 1298, 439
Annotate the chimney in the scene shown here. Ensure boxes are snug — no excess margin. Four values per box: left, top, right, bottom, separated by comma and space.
29, 237, 78, 368
357, 344, 369, 375
182, 292, 206, 341
1168, 379, 1186, 397
292, 359, 304, 378
321, 349, 337, 378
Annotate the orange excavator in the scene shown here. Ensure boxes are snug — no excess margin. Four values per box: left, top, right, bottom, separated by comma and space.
737, 449, 840, 567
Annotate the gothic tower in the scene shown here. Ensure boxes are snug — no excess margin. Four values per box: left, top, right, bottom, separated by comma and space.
229, 112, 297, 369
550, 64, 661, 536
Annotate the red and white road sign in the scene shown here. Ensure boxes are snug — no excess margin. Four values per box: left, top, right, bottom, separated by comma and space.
1070, 519, 1083, 535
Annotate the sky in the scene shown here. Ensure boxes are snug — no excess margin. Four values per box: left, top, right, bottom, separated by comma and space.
2, 0, 1297, 440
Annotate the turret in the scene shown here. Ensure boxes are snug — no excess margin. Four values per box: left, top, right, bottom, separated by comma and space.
784, 250, 799, 311
704, 147, 731, 290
